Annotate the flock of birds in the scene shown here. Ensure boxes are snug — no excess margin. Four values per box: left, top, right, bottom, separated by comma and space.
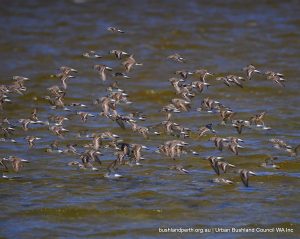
1, 26, 299, 187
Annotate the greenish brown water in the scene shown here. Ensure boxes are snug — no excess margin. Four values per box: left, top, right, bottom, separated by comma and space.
0, 1, 300, 238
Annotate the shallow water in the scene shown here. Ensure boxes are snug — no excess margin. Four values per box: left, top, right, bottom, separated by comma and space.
0, 0, 300, 238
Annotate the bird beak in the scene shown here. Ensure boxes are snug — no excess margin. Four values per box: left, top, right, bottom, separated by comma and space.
106, 67, 113, 71
142, 145, 149, 150
112, 134, 119, 138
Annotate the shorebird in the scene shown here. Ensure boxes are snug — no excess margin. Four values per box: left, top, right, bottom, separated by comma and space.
260, 156, 280, 169
129, 144, 148, 165
29, 108, 39, 121
110, 50, 129, 59
105, 113, 133, 129
171, 98, 191, 112
67, 161, 85, 170
265, 71, 286, 87
169, 77, 184, 94
170, 165, 189, 174
227, 136, 244, 144
212, 178, 234, 184
64, 144, 81, 156
47, 85, 65, 98
82, 50, 102, 58
0, 93, 11, 110
19, 119, 40, 131
270, 138, 300, 157
198, 124, 216, 137
130, 122, 159, 139
227, 142, 244, 155
11, 76, 29, 93
108, 91, 130, 104
194, 69, 213, 83
239, 169, 256, 187
226, 75, 245, 88
54, 72, 75, 90
99, 97, 117, 116
167, 53, 185, 63
59, 66, 77, 75
49, 115, 69, 126
80, 151, 99, 170
191, 81, 210, 93
157, 140, 188, 160
45, 94, 66, 109
122, 55, 143, 72
0, 120, 15, 137
49, 125, 69, 138
94, 64, 113, 81
242, 64, 260, 80
232, 120, 250, 134
220, 108, 235, 125
106, 81, 124, 93
216, 77, 231, 87
161, 104, 180, 120
8, 81, 27, 95
112, 72, 130, 79
12, 75, 30, 83
198, 97, 222, 112
25, 136, 41, 148
217, 161, 236, 173
209, 137, 228, 151
249, 112, 266, 126
2, 156, 29, 173
207, 156, 223, 175
77, 111, 95, 123
174, 70, 193, 79
107, 26, 125, 33
81, 149, 102, 164
46, 141, 63, 153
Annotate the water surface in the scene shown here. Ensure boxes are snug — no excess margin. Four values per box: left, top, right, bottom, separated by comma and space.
0, 1, 300, 238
